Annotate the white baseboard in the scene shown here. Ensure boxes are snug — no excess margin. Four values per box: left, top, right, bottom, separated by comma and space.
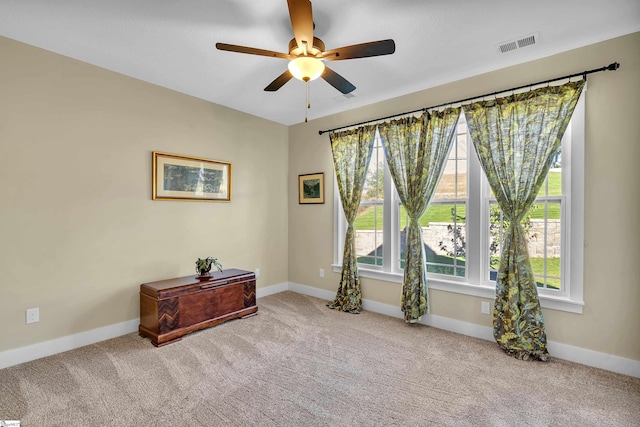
282, 282, 494, 341
256, 282, 289, 298
2, 281, 638, 379
0, 319, 139, 370
546, 341, 640, 378
287, 282, 335, 300
0, 282, 292, 370
282, 281, 640, 378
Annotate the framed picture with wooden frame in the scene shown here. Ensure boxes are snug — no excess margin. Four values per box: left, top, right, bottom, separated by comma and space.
298, 172, 325, 204
152, 151, 231, 201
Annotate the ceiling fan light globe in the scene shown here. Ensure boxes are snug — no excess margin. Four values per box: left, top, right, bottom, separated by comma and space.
288, 57, 325, 82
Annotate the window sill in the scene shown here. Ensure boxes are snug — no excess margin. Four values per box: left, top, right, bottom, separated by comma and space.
332, 264, 584, 314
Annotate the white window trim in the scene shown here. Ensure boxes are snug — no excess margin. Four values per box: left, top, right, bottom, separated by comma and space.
333, 91, 585, 314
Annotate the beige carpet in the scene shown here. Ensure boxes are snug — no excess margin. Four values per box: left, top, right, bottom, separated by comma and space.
1, 291, 639, 426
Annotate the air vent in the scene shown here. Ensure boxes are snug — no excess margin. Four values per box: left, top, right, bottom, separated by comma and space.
518, 34, 536, 48
498, 41, 518, 53
496, 32, 540, 54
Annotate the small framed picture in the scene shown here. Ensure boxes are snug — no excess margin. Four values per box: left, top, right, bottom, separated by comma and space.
153, 151, 231, 201
298, 173, 325, 204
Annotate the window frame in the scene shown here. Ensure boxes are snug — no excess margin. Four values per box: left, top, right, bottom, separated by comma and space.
333, 91, 585, 314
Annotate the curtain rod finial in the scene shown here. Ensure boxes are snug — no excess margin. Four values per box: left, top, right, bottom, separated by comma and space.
607, 62, 620, 71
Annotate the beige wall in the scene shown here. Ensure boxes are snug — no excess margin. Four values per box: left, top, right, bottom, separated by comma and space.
0, 37, 289, 351
289, 32, 640, 361
2, 32, 638, 362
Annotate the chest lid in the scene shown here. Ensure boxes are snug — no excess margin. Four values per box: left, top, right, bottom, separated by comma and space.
140, 268, 254, 299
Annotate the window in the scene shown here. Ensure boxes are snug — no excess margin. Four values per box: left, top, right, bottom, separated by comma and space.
401, 116, 469, 278
486, 158, 563, 291
334, 94, 585, 313
355, 136, 385, 267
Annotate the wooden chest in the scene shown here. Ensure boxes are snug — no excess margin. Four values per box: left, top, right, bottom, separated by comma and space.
139, 268, 257, 346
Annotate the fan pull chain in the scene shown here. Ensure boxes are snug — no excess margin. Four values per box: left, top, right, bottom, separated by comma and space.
305, 80, 310, 123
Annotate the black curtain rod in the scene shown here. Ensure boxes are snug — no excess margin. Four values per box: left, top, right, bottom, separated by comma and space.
319, 62, 620, 136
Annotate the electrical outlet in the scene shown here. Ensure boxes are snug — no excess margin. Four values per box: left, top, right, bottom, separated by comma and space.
319, 268, 324, 278
26, 308, 39, 324
481, 301, 490, 315
255, 268, 260, 278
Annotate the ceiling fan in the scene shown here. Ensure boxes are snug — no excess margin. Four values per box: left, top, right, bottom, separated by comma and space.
216, 0, 395, 98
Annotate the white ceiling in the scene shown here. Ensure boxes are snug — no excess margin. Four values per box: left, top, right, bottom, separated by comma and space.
1, 0, 639, 125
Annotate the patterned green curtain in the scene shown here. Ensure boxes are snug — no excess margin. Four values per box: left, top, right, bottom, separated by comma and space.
464, 80, 585, 360
378, 109, 461, 322
329, 124, 378, 313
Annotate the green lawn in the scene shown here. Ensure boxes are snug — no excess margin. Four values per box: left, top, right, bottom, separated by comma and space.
355, 172, 561, 229
357, 256, 383, 266
355, 206, 383, 230
530, 256, 561, 289
357, 253, 559, 289
357, 253, 466, 278
355, 204, 466, 230
491, 256, 560, 289
414, 204, 467, 225
541, 171, 562, 197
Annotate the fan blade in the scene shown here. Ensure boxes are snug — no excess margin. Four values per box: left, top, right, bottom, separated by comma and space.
287, 0, 314, 52
216, 43, 293, 60
264, 70, 294, 92
321, 39, 396, 61
321, 66, 356, 94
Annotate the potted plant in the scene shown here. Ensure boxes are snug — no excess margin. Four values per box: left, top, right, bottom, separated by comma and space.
195, 257, 223, 279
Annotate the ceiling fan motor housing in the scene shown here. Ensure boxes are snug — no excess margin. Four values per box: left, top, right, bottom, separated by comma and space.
288, 37, 325, 57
